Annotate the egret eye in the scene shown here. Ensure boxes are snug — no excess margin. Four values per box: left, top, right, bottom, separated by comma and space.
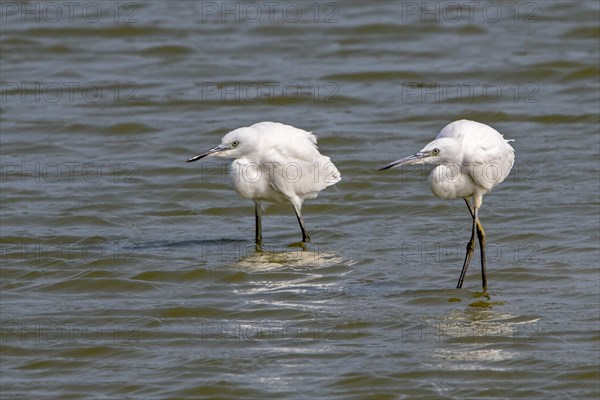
231, 140, 239, 148
431, 148, 440, 156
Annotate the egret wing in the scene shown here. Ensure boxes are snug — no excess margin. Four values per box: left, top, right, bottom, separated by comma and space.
461, 127, 515, 190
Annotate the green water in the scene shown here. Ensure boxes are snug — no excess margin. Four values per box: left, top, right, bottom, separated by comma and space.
1, 1, 599, 399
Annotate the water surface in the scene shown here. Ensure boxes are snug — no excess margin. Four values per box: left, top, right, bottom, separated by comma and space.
1, 1, 599, 399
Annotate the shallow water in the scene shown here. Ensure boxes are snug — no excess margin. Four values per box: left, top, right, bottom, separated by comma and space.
1, 1, 599, 399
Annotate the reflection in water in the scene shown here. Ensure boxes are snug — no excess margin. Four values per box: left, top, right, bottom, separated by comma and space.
235, 244, 345, 271
431, 306, 541, 366
233, 245, 349, 308
433, 348, 517, 367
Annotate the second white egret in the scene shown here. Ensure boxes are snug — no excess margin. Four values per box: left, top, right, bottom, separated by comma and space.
187, 122, 341, 246
378, 120, 515, 290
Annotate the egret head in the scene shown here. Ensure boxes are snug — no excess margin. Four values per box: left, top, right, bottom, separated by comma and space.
377, 137, 459, 170
186, 128, 254, 162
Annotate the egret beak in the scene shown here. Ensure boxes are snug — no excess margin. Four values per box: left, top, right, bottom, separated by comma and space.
186, 144, 227, 162
377, 151, 430, 171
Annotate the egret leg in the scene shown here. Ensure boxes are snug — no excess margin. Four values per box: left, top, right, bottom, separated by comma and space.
457, 199, 476, 289
255, 201, 262, 247
475, 211, 487, 290
464, 199, 488, 287
292, 205, 311, 243
465, 198, 475, 218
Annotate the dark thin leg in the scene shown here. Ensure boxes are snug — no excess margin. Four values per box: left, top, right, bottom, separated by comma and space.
475, 212, 487, 290
293, 207, 311, 243
255, 201, 262, 247
457, 209, 476, 289
466, 199, 487, 285
464, 198, 475, 218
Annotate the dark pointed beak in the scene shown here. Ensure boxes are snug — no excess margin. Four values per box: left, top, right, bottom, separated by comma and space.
186, 145, 227, 162
377, 152, 429, 171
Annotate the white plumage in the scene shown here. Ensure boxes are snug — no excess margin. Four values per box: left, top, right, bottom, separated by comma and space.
421, 120, 514, 206
379, 119, 515, 290
187, 122, 341, 246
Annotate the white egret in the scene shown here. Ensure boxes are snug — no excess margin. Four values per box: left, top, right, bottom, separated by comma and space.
186, 122, 341, 246
378, 120, 515, 290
